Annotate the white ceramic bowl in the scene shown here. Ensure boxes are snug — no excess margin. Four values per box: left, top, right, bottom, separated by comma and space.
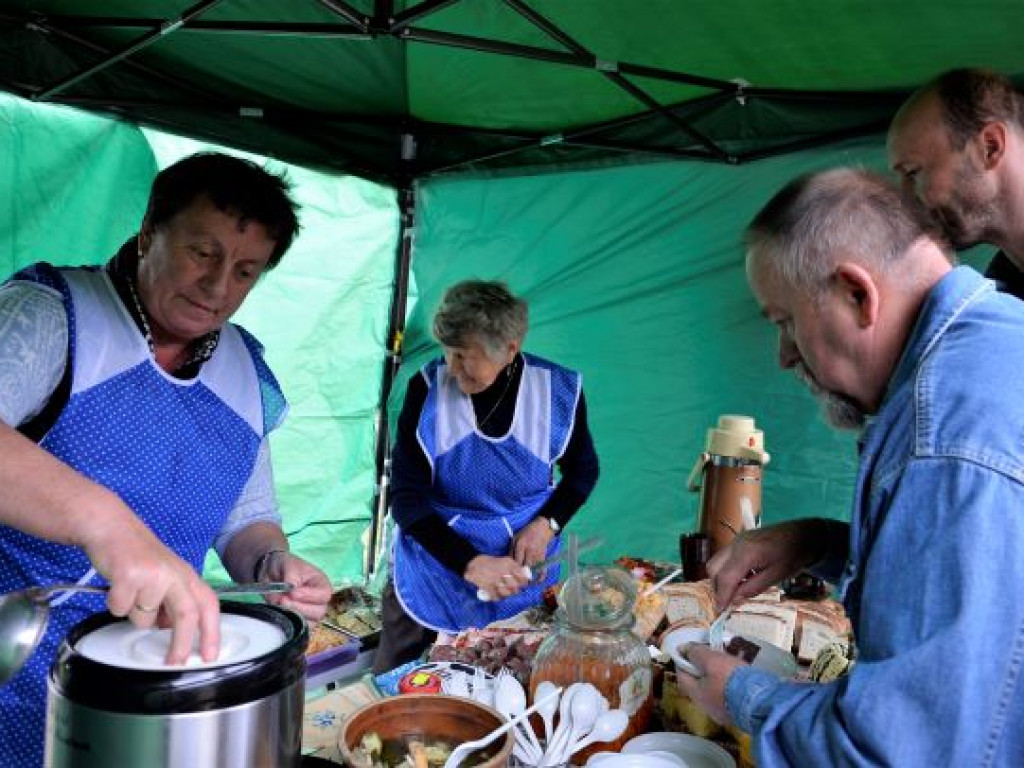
659, 626, 710, 676
623, 732, 736, 768
586, 751, 688, 767
660, 626, 798, 679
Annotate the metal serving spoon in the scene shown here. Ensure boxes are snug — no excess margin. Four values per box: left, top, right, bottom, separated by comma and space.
0, 581, 292, 684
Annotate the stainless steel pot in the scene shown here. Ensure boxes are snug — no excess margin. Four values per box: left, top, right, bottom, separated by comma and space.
44, 603, 308, 768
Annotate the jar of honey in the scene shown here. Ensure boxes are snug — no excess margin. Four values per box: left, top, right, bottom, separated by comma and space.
529, 566, 653, 764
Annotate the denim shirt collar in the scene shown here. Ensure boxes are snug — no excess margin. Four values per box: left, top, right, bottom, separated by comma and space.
880, 266, 993, 414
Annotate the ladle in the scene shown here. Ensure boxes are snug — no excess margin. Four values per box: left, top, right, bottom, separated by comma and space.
0, 581, 292, 684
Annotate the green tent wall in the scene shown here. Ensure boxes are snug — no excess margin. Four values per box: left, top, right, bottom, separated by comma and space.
0, 0, 1009, 578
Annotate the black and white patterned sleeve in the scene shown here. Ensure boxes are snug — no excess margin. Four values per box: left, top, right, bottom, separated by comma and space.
0, 283, 68, 427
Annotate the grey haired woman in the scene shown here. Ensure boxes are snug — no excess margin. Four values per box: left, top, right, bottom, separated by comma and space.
374, 280, 599, 672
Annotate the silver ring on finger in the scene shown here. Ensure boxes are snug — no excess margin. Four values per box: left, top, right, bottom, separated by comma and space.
134, 603, 158, 613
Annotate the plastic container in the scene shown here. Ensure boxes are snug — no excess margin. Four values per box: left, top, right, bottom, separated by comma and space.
398, 669, 443, 694
529, 566, 654, 765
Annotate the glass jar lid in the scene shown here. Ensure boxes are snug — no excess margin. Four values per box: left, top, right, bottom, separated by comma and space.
560, 565, 637, 630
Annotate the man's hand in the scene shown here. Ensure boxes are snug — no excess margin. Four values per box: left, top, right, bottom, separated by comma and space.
512, 516, 555, 570
708, 519, 826, 608
260, 551, 332, 621
675, 644, 746, 726
464, 554, 531, 601
82, 499, 221, 665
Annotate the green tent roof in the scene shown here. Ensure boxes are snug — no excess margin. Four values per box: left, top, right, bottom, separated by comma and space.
3, 0, 1022, 181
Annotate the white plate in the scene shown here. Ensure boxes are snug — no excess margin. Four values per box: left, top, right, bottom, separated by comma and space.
75, 614, 286, 671
660, 627, 797, 679
623, 732, 736, 768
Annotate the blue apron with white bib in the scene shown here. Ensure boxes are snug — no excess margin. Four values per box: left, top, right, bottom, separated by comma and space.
0, 263, 285, 767
393, 353, 580, 633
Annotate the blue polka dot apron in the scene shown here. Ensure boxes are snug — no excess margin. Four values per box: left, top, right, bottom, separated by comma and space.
0, 264, 285, 767
393, 353, 581, 633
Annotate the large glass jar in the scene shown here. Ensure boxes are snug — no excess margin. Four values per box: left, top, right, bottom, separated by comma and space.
529, 566, 654, 764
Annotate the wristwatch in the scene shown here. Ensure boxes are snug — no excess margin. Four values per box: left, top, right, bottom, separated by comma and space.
543, 516, 561, 533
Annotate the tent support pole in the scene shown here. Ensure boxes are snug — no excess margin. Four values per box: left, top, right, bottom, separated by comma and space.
390, 0, 462, 33
366, 167, 417, 579
501, 0, 728, 161
32, 0, 228, 102
315, 0, 371, 32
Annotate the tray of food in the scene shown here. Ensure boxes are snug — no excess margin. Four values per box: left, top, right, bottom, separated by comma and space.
324, 585, 383, 642
305, 586, 384, 679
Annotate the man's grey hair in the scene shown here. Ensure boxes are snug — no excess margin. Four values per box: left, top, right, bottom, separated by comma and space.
432, 280, 528, 360
745, 167, 949, 301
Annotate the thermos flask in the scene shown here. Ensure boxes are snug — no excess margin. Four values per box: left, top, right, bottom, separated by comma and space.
687, 414, 770, 558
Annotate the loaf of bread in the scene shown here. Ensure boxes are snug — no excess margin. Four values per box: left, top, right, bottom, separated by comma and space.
661, 580, 716, 626
727, 602, 797, 651
726, 593, 851, 660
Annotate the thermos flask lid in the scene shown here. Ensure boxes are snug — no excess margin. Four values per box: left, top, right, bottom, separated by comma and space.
704, 414, 770, 464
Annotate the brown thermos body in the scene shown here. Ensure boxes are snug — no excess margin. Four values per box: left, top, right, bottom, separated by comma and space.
687, 415, 769, 559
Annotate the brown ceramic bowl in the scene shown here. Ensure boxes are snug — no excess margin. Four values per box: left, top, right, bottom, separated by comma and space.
338, 693, 514, 767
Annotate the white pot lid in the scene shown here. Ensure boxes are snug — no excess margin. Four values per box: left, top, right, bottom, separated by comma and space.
74, 613, 286, 671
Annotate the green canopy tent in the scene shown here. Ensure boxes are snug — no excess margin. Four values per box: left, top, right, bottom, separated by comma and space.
0, 1, 1009, 578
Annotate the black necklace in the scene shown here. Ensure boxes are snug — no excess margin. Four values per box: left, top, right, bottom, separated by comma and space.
476, 357, 519, 430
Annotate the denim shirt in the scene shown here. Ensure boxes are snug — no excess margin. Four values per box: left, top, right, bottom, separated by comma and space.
726, 267, 1024, 767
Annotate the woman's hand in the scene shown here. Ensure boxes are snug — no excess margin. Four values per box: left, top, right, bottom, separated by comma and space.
512, 517, 555, 570
464, 554, 530, 601
259, 550, 333, 621
82, 498, 222, 665
221, 521, 332, 621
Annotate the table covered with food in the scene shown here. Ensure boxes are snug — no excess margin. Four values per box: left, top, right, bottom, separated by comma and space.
301, 557, 854, 768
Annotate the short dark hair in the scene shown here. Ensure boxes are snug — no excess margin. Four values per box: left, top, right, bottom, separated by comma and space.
144, 152, 300, 269
746, 168, 946, 298
931, 68, 1024, 150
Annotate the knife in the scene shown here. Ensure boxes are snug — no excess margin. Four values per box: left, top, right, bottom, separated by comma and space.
524, 536, 603, 581
211, 581, 294, 596
476, 535, 603, 602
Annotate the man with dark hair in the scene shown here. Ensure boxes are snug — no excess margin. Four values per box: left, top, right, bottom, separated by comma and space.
888, 67, 1024, 298
0, 152, 331, 764
678, 168, 1024, 766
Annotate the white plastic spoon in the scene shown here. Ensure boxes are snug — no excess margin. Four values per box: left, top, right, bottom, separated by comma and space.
494, 671, 544, 763
551, 682, 603, 764
533, 680, 560, 748
542, 682, 582, 765
441, 686, 561, 768
561, 708, 629, 761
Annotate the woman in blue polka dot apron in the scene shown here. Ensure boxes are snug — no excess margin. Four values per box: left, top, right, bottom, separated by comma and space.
0, 154, 332, 766
375, 280, 600, 673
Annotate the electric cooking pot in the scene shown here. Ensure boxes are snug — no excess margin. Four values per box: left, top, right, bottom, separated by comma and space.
45, 602, 308, 768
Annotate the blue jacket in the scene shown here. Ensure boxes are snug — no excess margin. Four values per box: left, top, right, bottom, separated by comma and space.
728, 266, 1024, 767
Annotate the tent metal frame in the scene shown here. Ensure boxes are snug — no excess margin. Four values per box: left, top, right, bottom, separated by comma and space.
0, 0, 909, 579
